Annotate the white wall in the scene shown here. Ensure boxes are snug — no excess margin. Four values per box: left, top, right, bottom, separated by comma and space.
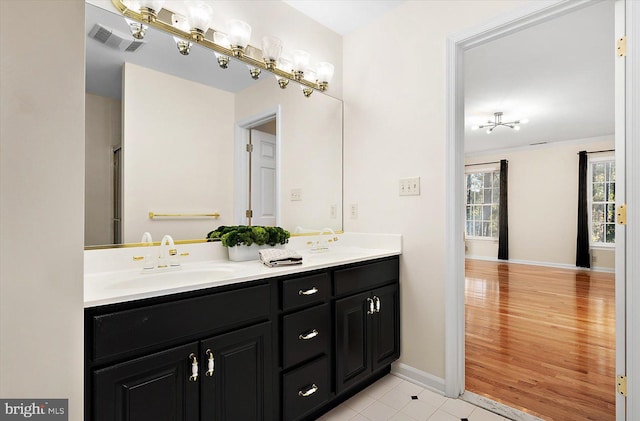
0, 1, 85, 418
465, 137, 616, 271
343, 0, 527, 380
86, 93, 121, 245
235, 79, 343, 232
122, 62, 235, 243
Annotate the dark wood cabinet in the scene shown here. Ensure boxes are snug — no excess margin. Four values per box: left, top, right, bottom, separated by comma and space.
200, 322, 272, 421
86, 256, 400, 421
334, 260, 400, 395
93, 342, 200, 421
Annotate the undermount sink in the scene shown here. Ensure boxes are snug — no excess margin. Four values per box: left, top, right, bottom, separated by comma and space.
101, 265, 241, 290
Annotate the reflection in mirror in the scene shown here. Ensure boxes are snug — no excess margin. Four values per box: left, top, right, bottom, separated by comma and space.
84, 3, 343, 248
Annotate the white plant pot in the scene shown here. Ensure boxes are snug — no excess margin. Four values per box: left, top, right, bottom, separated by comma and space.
227, 244, 283, 262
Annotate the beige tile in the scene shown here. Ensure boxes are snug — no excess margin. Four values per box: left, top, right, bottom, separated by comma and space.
439, 399, 475, 418
363, 380, 398, 400
425, 409, 461, 421
417, 389, 448, 408
390, 412, 419, 421
400, 399, 439, 421
360, 400, 400, 421
350, 415, 373, 421
318, 404, 359, 421
343, 393, 376, 413
392, 380, 426, 397
379, 388, 413, 411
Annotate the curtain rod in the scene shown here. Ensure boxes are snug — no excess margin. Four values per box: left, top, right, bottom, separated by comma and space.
464, 160, 506, 167
579, 149, 615, 155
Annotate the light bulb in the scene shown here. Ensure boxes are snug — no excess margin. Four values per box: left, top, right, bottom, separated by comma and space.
228, 19, 252, 56
137, 0, 164, 21
213, 32, 230, 69
291, 50, 310, 81
187, 2, 212, 41
262, 36, 283, 70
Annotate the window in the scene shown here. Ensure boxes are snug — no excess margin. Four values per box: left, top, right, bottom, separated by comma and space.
465, 170, 499, 238
589, 159, 615, 245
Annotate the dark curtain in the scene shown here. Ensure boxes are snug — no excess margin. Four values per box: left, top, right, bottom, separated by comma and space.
498, 159, 509, 260
576, 151, 591, 268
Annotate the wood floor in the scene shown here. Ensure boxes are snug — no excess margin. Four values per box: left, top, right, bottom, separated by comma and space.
465, 259, 615, 421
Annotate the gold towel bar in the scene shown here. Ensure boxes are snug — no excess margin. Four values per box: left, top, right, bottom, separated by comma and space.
149, 212, 220, 219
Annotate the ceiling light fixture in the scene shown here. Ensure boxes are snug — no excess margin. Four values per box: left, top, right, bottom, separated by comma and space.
472, 112, 528, 134
114, 0, 334, 97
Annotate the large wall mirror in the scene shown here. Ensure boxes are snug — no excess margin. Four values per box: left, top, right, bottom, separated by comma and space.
85, 2, 343, 248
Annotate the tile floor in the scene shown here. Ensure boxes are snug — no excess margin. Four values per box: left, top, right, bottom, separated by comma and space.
317, 375, 510, 421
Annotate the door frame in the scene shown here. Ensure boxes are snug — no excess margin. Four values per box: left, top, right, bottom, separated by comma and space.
444, 0, 640, 419
234, 106, 282, 226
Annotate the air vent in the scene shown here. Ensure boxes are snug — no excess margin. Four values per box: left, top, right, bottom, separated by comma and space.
88, 24, 145, 52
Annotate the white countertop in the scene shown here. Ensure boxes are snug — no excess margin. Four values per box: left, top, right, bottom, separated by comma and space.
85, 237, 401, 308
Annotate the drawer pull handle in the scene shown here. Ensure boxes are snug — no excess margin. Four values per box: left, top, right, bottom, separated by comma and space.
189, 353, 198, 382
206, 349, 215, 377
298, 329, 319, 340
298, 287, 318, 296
298, 383, 319, 397
367, 297, 375, 315
373, 296, 381, 313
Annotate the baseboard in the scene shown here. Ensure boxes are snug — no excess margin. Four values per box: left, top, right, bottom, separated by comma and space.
465, 255, 615, 273
390, 362, 445, 395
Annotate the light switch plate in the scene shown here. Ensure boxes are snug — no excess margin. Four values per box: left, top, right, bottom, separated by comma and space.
399, 177, 420, 196
290, 188, 302, 201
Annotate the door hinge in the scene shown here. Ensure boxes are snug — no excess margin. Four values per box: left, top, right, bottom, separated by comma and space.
245, 209, 253, 218
246, 144, 254, 153
617, 204, 627, 225
617, 375, 627, 396
617, 36, 627, 57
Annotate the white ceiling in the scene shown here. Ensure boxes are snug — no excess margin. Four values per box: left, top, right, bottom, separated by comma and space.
464, 1, 615, 154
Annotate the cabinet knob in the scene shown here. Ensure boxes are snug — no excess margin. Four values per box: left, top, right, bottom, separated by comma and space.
367, 298, 375, 315
298, 287, 318, 296
298, 329, 319, 340
205, 349, 215, 377
188, 353, 199, 382
373, 296, 381, 313
298, 383, 319, 397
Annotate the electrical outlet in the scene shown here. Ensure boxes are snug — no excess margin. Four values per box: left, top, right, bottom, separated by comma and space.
330, 204, 337, 219
350, 204, 358, 219
399, 177, 421, 196
290, 188, 302, 201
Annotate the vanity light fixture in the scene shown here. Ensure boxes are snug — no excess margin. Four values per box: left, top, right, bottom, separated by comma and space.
172, 15, 192, 56
125, 18, 147, 39
112, 0, 335, 97
472, 112, 528, 134
228, 19, 252, 57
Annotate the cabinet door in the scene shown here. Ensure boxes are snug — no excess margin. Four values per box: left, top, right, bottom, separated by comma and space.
92, 342, 199, 421
335, 291, 372, 394
200, 322, 272, 421
371, 284, 400, 371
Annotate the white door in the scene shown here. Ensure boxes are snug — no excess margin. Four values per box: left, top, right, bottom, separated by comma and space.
251, 129, 277, 227
614, 0, 626, 419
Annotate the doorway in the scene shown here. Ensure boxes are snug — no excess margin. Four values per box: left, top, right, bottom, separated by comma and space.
445, 1, 631, 420
234, 107, 281, 227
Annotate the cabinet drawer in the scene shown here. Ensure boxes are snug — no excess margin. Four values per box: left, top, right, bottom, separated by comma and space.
91, 283, 270, 362
282, 273, 329, 311
282, 356, 329, 421
333, 258, 399, 297
282, 304, 330, 369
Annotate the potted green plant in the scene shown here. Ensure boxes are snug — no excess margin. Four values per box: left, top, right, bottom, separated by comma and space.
206, 225, 291, 261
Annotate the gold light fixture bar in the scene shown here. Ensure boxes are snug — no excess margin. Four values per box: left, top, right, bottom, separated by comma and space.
112, 0, 322, 92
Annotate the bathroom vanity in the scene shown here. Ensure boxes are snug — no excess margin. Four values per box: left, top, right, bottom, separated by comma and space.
84, 244, 400, 421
